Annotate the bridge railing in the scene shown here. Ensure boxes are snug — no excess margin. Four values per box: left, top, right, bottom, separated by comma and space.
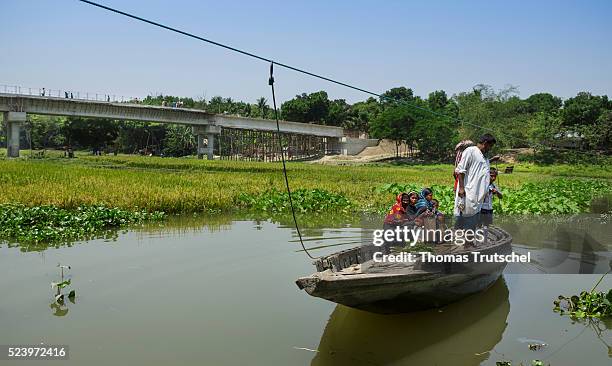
0, 84, 142, 103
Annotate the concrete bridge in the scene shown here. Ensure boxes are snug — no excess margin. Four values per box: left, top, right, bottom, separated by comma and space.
0, 93, 345, 159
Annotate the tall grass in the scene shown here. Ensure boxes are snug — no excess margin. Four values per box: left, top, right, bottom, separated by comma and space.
0, 154, 610, 214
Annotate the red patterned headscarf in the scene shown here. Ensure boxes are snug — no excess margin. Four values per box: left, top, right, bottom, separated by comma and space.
384, 193, 408, 224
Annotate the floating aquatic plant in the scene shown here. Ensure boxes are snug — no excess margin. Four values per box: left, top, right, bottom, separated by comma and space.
0, 204, 164, 244
553, 271, 612, 319
553, 290, 612, 319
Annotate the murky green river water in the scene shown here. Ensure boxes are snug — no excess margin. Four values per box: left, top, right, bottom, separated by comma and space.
1, 214, 610, 365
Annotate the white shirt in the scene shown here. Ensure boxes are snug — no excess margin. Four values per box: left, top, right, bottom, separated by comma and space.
453, 146, 490, 217
482, 182, 500, 210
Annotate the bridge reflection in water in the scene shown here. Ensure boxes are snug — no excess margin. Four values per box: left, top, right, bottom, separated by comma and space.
312, 278, 510, 366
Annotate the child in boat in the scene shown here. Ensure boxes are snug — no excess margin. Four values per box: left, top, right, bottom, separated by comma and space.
431, 199, 445, 225
481, 167, 503, 226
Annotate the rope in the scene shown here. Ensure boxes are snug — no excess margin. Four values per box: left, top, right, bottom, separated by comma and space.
268, 63, 317, 260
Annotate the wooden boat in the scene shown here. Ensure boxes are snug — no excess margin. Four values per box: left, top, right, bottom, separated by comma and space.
296, 225, 513, 314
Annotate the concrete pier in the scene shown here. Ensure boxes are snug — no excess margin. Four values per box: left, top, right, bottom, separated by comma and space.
193, 125, 221, 159
3, 112, 26, 157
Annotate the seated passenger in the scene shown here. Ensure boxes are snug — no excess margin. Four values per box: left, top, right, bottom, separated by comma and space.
384, 193, 411, 226
415, 188, 435, 216
431, 198, 446, 226
382, 193, 414, 247
405, 191, 419, 217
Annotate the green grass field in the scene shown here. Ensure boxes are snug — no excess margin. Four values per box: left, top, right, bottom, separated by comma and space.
1, 150, 610, 214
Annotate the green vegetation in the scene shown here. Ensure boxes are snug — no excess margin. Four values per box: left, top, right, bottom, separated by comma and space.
553, 290, 612, 319
376, 179, 612, 215
553, 272, 612, 320
1, 155, 610, 216
0, 204, 164, 244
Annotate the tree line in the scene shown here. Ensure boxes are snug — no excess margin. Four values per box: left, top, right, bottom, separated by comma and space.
2, 84, 610, 161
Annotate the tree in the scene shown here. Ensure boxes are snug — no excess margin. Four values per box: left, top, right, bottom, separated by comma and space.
562, 92, 609, 126
369, 105, 415, 156
256, 97, 269, 118
162, 125, 196, 157
411, 116, 457, 161
455, 85, 531, 148
472, 84, 496, 100
208, 96, 226, 114
427, 90, 449, 111
326, 99, 350, 127
525, 93, 562, 114
346, 97, 380, 132
580, 110, 612, 151
527, 112, 563, 149
380, 87, 415, 106
281, 91, 330, 123
114, 121, 166, 154
25, 115, 66, 149
63, 117, 118, 149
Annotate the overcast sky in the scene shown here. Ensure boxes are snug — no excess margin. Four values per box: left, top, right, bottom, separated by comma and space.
1, 0, 610, 104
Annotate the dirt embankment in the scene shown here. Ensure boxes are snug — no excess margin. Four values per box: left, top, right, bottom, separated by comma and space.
313, 140, 532, 166
313, 140, 411, 165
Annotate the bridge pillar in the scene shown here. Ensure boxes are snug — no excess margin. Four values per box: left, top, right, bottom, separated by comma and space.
193, 125, 221, 160
325, 137, 341, 155
3, 112, 26, 158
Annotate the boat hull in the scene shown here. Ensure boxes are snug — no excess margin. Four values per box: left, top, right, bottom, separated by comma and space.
296, 227, 512, 313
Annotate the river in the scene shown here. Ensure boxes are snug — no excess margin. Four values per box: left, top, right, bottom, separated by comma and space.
0, 214, 610, 365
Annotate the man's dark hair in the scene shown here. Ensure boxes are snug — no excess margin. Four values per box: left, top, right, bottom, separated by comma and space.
479, 133, 497, 145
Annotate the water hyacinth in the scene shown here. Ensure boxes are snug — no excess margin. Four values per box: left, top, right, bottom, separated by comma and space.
0, 204, 165, 244
553, 290, 612, 319
376, 179, 612, 215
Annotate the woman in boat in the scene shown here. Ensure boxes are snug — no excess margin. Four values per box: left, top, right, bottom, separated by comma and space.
415, 188, 434, 215
405, 191, 419, 217
406, 190, 427, 227
384, 193, 411, 226
383, 192, 416, 247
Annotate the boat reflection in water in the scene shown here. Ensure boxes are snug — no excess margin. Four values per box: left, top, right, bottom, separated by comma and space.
311, 278, 510, 366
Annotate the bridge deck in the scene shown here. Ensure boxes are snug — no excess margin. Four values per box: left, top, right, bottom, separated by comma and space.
0, 93, 343, 138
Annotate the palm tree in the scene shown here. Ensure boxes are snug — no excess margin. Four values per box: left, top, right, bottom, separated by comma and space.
257, 97, 269, 118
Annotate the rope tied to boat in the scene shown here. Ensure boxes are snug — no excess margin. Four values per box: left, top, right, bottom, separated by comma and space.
268, 62, 318, 260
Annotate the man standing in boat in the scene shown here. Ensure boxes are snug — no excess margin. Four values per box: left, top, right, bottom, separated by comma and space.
454, 134, 497, 231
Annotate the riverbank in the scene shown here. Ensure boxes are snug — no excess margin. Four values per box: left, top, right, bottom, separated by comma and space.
0, 153, 610, 215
